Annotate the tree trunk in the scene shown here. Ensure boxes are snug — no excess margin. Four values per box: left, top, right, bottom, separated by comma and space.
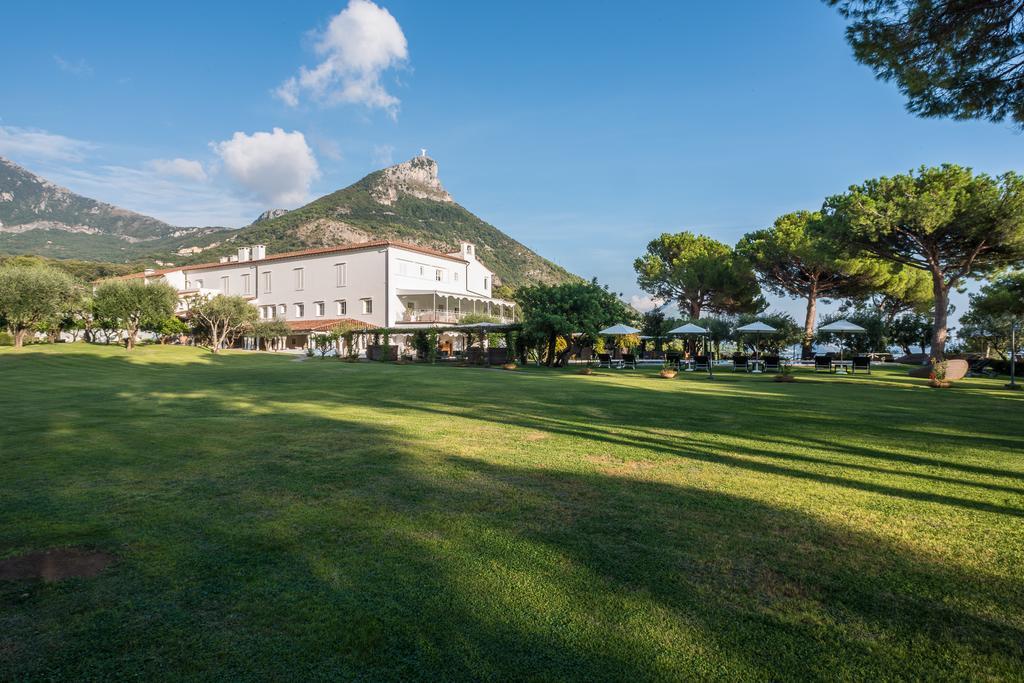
930, 275, 950, 361
545, 332, 557, 367
13, 328, 27, 348
687, 301, 702, 356
802, 285, 818, 359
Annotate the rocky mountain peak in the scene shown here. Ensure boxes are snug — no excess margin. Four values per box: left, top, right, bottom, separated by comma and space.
252, 208, 290, 224
370, 155, 453, 206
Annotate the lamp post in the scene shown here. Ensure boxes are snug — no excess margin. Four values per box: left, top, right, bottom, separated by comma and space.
1008, 320, 1021, 391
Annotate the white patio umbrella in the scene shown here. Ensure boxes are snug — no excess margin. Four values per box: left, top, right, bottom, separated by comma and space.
599, 324, 641, 335
818, 319, 867, 362
667, 322, 709, 335
598, 323, 641, 362
668, 322, 713, 377
735, 321, 777, 360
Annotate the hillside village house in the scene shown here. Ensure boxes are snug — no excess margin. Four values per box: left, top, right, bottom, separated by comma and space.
115, 240, 516, 353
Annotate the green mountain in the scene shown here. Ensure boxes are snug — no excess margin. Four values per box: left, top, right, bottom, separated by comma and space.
193, 156, 573, 287
0, 155, 573, 287
0, 156, 232, 259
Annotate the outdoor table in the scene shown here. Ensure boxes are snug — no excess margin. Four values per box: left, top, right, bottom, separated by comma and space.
833, 360, 853, 374
681, 358, 695, 371
748, 359, 765, 374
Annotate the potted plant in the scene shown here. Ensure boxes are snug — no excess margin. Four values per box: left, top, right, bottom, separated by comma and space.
774, 362, 796, 382
502, 362, 518, 370
928, 358, 951, 388
659, 361, 678, 379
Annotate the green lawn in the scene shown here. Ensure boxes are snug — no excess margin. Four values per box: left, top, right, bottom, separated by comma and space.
1, 344, 1022, 680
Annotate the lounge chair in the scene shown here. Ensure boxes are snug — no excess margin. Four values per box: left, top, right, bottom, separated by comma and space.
852, 356, 871, 374
732, 354, 749, 371
621, 353, 637, 369
967, 358, 997, 378
764, 356, 781, 372
814, 355, 832, 373
597, 353, 617, 368
694, 355, 709, 371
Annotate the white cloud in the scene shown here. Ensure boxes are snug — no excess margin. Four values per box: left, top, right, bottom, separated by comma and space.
53, 54, 93, 77
276, 0, 408, 116
0, 125, 96, 163
211, 128, 320, 206
629, 294, 666, 313
147, 157, 207, 182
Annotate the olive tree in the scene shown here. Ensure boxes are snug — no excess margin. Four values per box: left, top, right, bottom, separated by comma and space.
0, 264, 78, 348
188, 295, 258, 353
93, 279, 178, 351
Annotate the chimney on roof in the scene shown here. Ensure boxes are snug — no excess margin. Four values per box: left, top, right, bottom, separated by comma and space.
237, 246, 251, 262
252, 244, 266, 260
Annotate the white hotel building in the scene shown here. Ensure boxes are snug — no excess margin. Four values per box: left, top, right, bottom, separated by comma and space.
123, 240, 515, 350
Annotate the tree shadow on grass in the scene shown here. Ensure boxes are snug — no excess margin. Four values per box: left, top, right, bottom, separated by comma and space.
376, 390, 1024, 519
2, 350, 1023, 679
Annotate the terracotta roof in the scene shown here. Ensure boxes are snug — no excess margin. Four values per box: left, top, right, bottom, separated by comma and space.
101, 240, 468, 282
285, 318, 378, 333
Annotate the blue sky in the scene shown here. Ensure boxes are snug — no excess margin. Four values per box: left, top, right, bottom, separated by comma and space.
2, 0, 1021, 322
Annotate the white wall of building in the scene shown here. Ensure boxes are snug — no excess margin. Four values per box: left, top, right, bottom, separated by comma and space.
142, 242, 509, 329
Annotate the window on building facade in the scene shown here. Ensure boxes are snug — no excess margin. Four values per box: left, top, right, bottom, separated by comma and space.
193, 279, 203, 289
221, 276, 229, 294
336, 300, 347, 315
454, 272, 459, 282
435, 269, 443, 281
295, 303, 304, 318
314, 301, 324, 317
277, 304, 286, 317
294, 268, 304, 291
484, 277, 489, 290
418, 265, 425, 277
361, 298, 372, 315
335, 263, 347, 287
261, 271, 271, 293
241, 273, 252, 295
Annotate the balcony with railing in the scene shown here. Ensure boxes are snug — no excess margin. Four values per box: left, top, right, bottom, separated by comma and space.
399, 308, 514, 324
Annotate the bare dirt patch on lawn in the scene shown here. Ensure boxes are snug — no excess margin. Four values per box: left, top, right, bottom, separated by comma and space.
0, 548, 115, 582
